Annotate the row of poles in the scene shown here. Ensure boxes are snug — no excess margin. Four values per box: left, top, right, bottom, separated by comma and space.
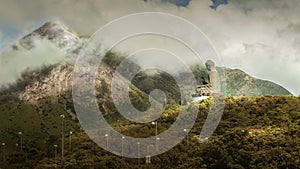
103, 121, 190, 165
1, 131, 23, 168
2, 115, 190, 167
0, 114, 72, 168
56, 114, 73, 167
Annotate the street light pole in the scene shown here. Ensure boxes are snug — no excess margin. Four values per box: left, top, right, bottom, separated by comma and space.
18, 131, 23, 152
152, 121, 158, 151
69, 131, 72, 152
54, 145, 58, 166
105, 134, 108, 149
60, 114, 65, 166
121, 136, 125, 158
183, 129, 189, 147
15, 143, 18, 152
137, 142, 140, 165
156, 137, 160, 151
2, 143, 5, 166
146, 145, 154, 164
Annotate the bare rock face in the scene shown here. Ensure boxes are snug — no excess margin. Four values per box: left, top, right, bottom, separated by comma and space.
19, 64, 74, 103
18, 63, 118, 103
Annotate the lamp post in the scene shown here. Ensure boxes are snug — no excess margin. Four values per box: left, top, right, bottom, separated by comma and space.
146, 145, 154, 164
105, 134, 108, 149
18, 131, 23, 151
60, 114, 65, 166
156, 137, 160, 152
15, 143, 18, 152
137, 142, 140, 165
121, 136, 125, 158
199, 136, 209, 143
54, 145, 58, 165
2, 142, 5, 166
183, 129, 189, 147
69, 131, 72, 152
151, 121, 158, 151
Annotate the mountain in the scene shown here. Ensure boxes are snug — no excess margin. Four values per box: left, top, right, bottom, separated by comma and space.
1, 21, 147, 111
223, 68, 291, 96
0, 21, 151, 146
0, 21, 292, 129
14, 21, 81, 54
130, 64, 292, 103
189, 64, 291, 97
15, 60, 150, 112
1, 20, 292, 101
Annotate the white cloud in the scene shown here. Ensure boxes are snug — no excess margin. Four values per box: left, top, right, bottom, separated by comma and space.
0, 39, 68, 87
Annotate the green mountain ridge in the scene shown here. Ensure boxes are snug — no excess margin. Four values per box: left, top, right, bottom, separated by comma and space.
222, 68, 291, 96
128, 64, 292, 104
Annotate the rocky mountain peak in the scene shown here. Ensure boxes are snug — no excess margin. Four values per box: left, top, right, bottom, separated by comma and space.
31, 21, 72, 37
18, 20, 80, 53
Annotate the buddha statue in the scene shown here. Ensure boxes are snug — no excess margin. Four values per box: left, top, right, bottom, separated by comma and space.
205, 60, 220, 93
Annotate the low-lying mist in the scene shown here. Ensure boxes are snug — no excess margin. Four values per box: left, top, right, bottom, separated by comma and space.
0, 39, 68, 89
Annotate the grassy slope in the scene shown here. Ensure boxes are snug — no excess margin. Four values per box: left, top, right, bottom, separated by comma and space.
0, 95, 299, 168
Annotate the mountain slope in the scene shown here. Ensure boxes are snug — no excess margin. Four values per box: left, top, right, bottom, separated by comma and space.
223, 68, 291, 96
130, 65, 292, 103
2, 95, 298, 168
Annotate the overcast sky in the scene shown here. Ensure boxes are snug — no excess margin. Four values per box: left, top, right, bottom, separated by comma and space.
0, 0, 300, 95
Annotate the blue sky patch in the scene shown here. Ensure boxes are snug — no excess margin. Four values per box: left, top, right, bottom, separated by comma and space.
210, 0, 228, 10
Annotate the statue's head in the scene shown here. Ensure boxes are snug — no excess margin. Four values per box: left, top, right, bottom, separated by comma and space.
205, 60, 215, 71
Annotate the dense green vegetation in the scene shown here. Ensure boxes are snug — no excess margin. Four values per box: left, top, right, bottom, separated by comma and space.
0, 95, 299, 168
131, 70, 181, 104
